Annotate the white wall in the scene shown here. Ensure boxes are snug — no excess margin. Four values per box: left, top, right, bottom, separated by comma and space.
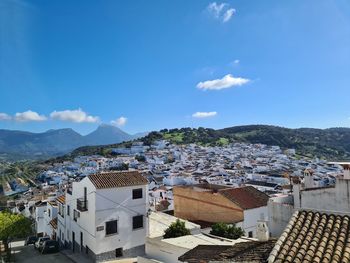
64, 177, 148, 257
35, 206, 46, 235
295, 178, 350, 215
243, 206, 268, 238
268, 196, 294, 237
145, 237, 187, 263
94, 184, 148, 254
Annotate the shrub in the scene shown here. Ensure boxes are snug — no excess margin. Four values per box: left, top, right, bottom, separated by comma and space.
163, 219, 191, 239
210, 222, 244, 240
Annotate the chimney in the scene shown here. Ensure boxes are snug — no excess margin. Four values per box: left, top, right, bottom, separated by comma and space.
303, 169, 314, 189
256, 220, 269, 242
342, 164, 350, 180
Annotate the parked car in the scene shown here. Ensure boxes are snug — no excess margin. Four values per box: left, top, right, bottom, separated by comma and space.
34, 236, 50, 250
25, 236, 38, 246
41, 240, 59, 254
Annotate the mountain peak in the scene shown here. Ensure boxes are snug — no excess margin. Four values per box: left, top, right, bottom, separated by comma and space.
84, 124, 132, 146
97, 123, 123, 130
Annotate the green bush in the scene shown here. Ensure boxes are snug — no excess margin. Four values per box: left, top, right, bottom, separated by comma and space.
163, 219, 191, 239
210, 222, 244, 240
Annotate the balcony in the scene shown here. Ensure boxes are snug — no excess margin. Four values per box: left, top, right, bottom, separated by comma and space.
77, 198, 88, 212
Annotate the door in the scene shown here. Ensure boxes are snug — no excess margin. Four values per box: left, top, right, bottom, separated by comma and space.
72, 231, 75, 252
80, 232, 83, 252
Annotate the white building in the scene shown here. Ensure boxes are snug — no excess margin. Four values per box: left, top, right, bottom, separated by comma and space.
62, 171, 149, 262
34, 201, 48, 236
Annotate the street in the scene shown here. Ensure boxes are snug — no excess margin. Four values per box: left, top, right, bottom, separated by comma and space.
10, 241, 71, 263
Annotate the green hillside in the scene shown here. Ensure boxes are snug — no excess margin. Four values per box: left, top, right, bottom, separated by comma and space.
54, 125, 350, 161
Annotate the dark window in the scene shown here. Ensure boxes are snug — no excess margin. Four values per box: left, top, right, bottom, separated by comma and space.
132, 215, 143, 230
73, 209, 80, 222
67, 205, 70, 216
115, 248, 123, 257
106, 220, 118, 235
80, 232, 83, 252
248, 231, 253, 238
132, 188, 142, 199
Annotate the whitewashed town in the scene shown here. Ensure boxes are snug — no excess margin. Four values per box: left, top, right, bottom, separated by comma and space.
2, 0, 350, 262
3, 138, 350, 262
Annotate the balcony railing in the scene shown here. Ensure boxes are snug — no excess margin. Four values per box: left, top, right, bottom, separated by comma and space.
77, 198, 88, 212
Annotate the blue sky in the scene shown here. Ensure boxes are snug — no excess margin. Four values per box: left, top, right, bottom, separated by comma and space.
1, 0, 350, 134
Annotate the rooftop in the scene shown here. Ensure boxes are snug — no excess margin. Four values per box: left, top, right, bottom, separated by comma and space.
56, 195, 65, 204
219, 186, 270, 210
88, 171, 148, 189
149, 212, 200, 238
268, 210, 350, 263
178, 240, 276, 262
49, 218, 57, 229
162, 233, 244, 250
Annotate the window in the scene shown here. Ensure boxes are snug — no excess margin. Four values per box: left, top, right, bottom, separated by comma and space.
248, 231, 253, 238
132, 215, 143, 230
48, 209, 51, 217
132, 188, 142, 199
59, 204, 64, 218
106, 220, 118, 235
115, 248, 123, 257
73, 209, 80, 222
67, 205, 70, 216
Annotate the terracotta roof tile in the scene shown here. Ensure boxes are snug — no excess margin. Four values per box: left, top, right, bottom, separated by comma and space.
56, 195, 65, 204
49, 217, 57, 229
88, 171, 148, 189
179, 240, 276, 262
219, 186, 269, 210
268, 210, 350, 263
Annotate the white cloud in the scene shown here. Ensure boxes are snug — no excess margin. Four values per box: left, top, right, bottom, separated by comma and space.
233, 59, 240, 65
111, 116, 127, 127
207, 2, 236, 23
197, 74, 250, 90
0, 113, 11, 121
223, 8, 235, 22
208, 2, 227, 18
50, 109, 99, 123
15, 110, 47, 122
192, 111, 217, 118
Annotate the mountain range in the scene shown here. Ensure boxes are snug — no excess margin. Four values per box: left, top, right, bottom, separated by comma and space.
2, 124, 350, 162
0, 124, 147, 161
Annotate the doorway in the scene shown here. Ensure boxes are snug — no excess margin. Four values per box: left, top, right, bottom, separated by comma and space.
72, 231, 75, 252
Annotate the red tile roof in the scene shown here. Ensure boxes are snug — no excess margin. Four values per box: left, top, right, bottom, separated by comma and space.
219, 186, 269, 210
88, 171, 148, 189
49, 218, 57, 229
56, 195, 65, 204
179, 240, 276, 262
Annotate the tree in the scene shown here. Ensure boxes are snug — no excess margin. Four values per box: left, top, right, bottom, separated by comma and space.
109, 162, 129, 171
135, 155, 146, 162
0, 211, 32, 258
210, 222, 245, 240
163, 219, 191, 239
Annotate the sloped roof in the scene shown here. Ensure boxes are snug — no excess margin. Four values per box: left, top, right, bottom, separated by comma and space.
179, 240, 276, 262
49, 217, 57, 229
268, 210, 350, 263
88, 171, 148, 189
56, 195, 65, 204
219, 186, 269, 210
